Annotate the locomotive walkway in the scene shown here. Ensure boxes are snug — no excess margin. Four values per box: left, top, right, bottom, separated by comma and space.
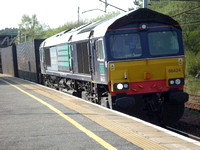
0, 74, 200, 150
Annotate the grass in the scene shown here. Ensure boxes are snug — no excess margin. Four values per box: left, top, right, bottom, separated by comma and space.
184, 76, 200, 96
184, 50, 200, 96
185, 51, 200, 77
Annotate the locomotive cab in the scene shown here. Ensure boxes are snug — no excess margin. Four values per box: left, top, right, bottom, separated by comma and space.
104, 20, 188, 123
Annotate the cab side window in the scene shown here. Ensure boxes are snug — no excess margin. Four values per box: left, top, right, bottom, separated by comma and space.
96, 39, 105, 61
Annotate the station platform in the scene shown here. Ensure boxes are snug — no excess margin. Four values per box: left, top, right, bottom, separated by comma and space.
0, 74, 200, 150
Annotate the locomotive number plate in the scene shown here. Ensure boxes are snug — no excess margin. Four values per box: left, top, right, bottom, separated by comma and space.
168, 68, 181, 73
166, 66, 183, 75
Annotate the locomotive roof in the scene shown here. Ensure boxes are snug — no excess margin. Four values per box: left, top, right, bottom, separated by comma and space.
41, 8, 180, 48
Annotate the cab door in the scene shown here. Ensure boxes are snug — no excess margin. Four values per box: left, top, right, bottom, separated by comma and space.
68, 43, 73, 72
93, 38, 107, 84
88, 39, 95, 81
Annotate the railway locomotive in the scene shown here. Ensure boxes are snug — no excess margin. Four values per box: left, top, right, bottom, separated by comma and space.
39, 8, 188, 123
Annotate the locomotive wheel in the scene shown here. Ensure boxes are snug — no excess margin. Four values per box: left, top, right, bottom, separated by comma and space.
161, 102, 185, 124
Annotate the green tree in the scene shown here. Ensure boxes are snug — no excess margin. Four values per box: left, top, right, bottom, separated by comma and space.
41, 21, 86, 39
18, 14, 47, 42
90, 11, 120, 22
0, 28, 18, 36
133, 0, 143, 9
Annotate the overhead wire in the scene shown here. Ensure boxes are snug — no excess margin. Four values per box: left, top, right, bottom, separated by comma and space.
181, 21, 200, 26
171, 6, 200, 17
168, 5, 200, 26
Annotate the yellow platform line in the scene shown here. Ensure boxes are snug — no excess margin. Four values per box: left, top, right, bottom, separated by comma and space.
1, 76, 169, 150
0, 78, 117, 150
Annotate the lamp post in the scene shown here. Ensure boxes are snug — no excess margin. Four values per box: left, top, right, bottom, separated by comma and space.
78, 7, 80, 25
143, 0, 148, 8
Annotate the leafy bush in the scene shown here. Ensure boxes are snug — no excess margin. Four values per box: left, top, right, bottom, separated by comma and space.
185, 50, 200, 77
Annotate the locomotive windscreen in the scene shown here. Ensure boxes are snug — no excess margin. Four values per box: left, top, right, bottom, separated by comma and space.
148, 31, 179, 56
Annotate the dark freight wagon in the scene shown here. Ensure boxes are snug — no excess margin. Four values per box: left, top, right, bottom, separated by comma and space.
0, 45, 18, 77
16, 39, 44, 83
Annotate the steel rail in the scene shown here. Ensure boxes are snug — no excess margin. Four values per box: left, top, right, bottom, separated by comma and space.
165, 126, 200, 142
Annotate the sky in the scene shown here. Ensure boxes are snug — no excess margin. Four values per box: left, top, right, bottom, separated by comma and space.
0, 0, 135, 30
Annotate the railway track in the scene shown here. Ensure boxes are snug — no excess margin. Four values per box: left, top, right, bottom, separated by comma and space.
165, 126, 200, 142
185, 94, 200, 111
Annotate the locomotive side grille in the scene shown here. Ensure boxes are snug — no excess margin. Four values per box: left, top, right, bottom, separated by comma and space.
77, 43, 83, 73
44, 48, 51, 66
76, 42, 90, 74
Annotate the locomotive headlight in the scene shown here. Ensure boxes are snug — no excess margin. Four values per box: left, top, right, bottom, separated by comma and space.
175, 79, 181, 85
113, 82, 129, 91
117, 83, 123, 90
168, 78, 184, 86
123, 83, 129, 89
141, 24, 147, 29
170, 80, 175, 85
140, 24, 148, 30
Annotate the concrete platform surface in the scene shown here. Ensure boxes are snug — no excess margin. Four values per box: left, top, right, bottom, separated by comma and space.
0, 74, 200, 150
